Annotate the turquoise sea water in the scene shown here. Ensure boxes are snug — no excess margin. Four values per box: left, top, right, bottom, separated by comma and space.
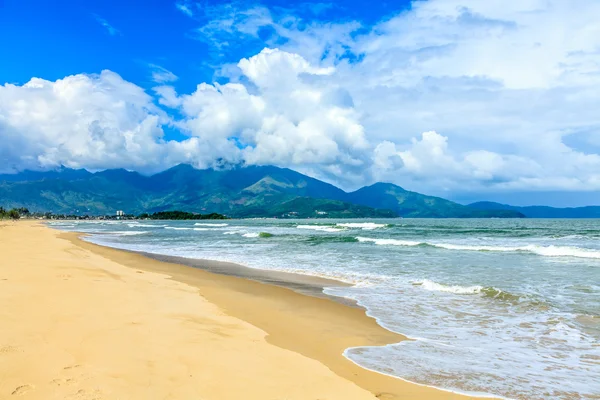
50, 219, 600, 399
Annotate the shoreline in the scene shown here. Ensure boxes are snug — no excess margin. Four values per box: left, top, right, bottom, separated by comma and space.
0, 221, 482, 399
133, 249, 360, 307
136, 244, 503, 399
69, 230, 485, 399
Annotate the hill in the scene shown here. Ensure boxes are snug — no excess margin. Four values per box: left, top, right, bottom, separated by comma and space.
0, 165, 524, 218
468, 201, 600, 218
348, 183, 525, 218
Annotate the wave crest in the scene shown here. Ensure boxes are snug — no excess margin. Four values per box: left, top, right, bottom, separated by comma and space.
415, 279, 483, 294
357, 237, 600, 259
414, 280, 523, 301
297, 225, 344, 233
336, 222, 387, 230
194, 223, 229, 227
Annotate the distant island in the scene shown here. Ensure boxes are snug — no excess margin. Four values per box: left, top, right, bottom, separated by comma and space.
0, 164, 526, 218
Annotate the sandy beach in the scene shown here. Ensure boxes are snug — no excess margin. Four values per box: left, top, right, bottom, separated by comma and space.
0, 221, 475, 400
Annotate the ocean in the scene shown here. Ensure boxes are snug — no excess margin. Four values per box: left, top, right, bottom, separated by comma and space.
50, 218, 600, 399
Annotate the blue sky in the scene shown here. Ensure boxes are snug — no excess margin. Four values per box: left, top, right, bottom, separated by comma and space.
1, 0, 600, 206
0, 0, 403, 101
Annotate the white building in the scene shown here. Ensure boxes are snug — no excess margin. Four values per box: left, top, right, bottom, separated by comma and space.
116, 210, 124, 217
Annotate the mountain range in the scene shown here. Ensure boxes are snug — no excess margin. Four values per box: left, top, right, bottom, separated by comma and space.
0, 164, 527, 218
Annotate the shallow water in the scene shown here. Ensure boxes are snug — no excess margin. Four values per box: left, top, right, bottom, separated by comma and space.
50, 218, 600, 399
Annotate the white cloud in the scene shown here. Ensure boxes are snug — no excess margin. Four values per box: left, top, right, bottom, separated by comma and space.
186, 1, 360, 65
149, 64, 179, 83
93, 14, 121, 36
371, 131, 600, 192
175, 1, 194, 17
0, 71, 223, 173
155, 48, 370, 185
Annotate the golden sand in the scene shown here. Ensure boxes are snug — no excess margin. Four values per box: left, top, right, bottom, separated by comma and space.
0, 221, 477, 399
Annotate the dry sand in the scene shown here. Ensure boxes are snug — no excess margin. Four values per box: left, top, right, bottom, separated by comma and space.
0, 221, 477, 399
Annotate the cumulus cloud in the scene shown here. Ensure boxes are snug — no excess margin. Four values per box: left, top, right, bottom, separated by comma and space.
155, 48, 370, 184
0, 71, 225, 173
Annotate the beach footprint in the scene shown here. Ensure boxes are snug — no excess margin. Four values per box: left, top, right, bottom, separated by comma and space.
0, 345, 22, 355
11, 384, 34, 396
66, 388, 103, 400
50, 378, 76, 387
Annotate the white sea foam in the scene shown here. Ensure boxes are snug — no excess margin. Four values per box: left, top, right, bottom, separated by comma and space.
194, 223, 229, 227
104, 231, 149, 236
525, 244, 600, 259
415, 279, 483, 294
297, 224, 343, 233
242, 232, 260, 238
193, 228, 210, 231
164, 227, 193, 230
130, 223, 165, 228
337, 222, 386, 230
357, 237, 600, 259
357, 237, 422, 246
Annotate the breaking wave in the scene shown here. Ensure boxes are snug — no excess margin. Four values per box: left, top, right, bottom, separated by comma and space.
297, 224, 344, 233
194, 223, 229, 227
412, 280, 527, 303
336, 222, 387, 230
104, 231, 149, 236
356, 237, 600, 259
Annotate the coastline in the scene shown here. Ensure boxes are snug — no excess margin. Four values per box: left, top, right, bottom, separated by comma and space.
1, 221, 480, 399
130, 250, 361, 307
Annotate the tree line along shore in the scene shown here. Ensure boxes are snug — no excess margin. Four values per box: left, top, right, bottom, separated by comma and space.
0, 208, 228, 221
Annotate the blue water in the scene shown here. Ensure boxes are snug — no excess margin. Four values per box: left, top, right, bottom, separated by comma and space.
50, 219, 600, 399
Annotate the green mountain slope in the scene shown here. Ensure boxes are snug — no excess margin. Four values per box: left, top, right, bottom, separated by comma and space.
0, 165, 524, 218
469, 201, 600, 218
233, 196, 397, 218
347, 183, 525, 218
